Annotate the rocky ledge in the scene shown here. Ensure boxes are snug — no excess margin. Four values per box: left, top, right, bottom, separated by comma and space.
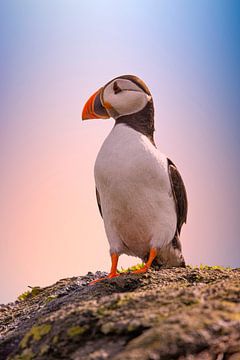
0, 266, 239, 360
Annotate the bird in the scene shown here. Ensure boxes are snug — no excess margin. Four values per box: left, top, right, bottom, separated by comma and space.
82, 75, 188, 283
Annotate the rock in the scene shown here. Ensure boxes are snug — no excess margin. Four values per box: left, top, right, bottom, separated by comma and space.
0, 267, 239, 359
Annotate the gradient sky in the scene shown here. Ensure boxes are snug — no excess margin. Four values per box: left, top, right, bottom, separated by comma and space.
1, 0, 240, 304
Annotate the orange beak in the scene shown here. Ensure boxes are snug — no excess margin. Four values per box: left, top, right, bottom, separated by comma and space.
82, 88, 110, 120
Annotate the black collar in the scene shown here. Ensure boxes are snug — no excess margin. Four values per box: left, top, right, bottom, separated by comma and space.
115, 101, 155, 146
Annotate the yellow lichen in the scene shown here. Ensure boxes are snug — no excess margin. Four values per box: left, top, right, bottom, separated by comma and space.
116, 294, 133, 307
67, 326, 86, 337
118, 263, 145, 273
52, 335, 59, 344
20, 324, 52, 349
96, 306, 109, 316
46, 295, 58, 303
18, 287, 42, 301
188, 264, 232, 271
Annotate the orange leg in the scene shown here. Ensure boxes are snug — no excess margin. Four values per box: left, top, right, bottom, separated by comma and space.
132, 248, 157, 274
89, 253, 120, 285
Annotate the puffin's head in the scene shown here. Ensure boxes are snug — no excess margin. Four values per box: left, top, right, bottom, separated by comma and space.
82, 75, 152, 121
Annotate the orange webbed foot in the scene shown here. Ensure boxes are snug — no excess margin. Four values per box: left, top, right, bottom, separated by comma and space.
89, 272, 120, 285
130, 248, 157, 275
89, 253, 120, 285
131, 265, 148, 274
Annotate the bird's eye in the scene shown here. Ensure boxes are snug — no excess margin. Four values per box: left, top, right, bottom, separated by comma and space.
113, 81, 122, 94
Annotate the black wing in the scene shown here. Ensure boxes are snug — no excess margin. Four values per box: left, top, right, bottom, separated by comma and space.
167, 158, 188, 235
96, 187, 102, 218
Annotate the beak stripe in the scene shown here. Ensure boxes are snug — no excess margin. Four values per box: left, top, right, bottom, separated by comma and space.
82, 88, 109, 120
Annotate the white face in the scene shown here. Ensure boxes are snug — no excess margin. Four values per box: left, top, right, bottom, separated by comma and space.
102, 79, 151, 119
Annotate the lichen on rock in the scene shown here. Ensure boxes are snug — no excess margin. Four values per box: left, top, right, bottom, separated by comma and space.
0, 267, 239, 359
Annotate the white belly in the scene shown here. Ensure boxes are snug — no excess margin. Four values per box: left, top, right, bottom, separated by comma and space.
94, 124, 177, 259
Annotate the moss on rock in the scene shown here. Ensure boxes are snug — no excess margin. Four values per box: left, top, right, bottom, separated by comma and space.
67, 326, 86, 337
20, 324, 52, 349
1, 267, 239, 360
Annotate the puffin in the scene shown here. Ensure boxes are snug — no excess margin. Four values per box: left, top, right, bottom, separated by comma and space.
82, 75, 188, 283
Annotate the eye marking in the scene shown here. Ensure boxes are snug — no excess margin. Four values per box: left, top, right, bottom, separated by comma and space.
113, 81, 122, 94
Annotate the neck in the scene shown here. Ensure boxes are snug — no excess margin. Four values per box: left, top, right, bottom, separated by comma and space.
114, 101, 155, 145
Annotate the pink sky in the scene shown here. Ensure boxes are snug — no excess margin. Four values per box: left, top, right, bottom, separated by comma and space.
1, 1, 239, 303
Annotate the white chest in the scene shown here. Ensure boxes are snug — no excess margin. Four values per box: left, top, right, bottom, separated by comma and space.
94, 124, 176, 257
95, 125, 168, 186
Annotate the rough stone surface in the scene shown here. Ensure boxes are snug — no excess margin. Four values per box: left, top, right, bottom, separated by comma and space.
0, 267, 239, 359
